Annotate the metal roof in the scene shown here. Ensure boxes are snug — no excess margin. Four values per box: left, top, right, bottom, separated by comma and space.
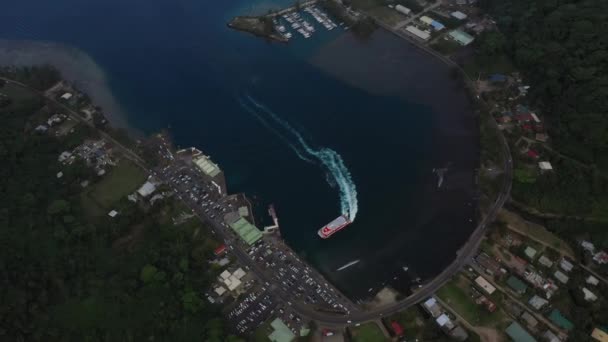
549, 309, 574, 330
507, 276, 528, 293
420, 16, 434, 25
451, 11, 467, 20
228, 217, 262, 245
193, 155, 221, 177
269, 318, 296, 342
505, 322, 537, 342
449, 29, 475, 46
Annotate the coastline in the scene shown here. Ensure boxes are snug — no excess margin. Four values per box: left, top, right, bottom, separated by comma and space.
0, 39, 129, 128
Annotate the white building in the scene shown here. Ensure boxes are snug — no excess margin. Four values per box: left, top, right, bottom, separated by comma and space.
539, 161, 553, 171
233, 268, 246, 280
581, 240, 596, 253
451, 11, 467, 20
405, 26, 431, 40
560, 258, 574, 272
137, 180, 157, 198
436, 314, 455, 331
538, 255, 554, 267
553, 270, 569, 284
214, 286, 227, 296
220, 270, 231, 280
224, 275, 242, 291
475, 276, 496, 295
582, 287, 598, 302
60, 92, 73, 100
108, 210, 118, 218
420, 16, 434, 25
395, 4, 411, 15
423, 297, 442, 317
586, 275, 599, 286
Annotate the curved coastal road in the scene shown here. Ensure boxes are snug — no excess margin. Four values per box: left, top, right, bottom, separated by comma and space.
2, 22, 512, 324
284, 18, 515, 323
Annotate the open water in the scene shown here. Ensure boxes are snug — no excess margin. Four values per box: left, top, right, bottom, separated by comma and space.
0, 0, 479, 299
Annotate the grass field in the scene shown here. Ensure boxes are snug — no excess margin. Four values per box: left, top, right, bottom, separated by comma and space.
367, 7, 408, 27
1, 82, 38, 102
251, 322, 272, 342
82, 159, 146, 216
437, 275, 509, 328
431, 38, 462, 55
499, 209, 575, 257
351, 322, 387, 342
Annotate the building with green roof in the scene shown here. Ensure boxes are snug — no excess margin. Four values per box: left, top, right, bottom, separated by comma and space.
448, 29, 475, 46
268, 318, 296, 342
225, 213, 262, 245
507, 276, 528, 294
193, 154, 221, 177
505, 322, 537, 342
549, 309, 574, 330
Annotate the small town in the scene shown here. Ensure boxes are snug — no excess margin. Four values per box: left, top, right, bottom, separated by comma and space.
1, 0, 607, 341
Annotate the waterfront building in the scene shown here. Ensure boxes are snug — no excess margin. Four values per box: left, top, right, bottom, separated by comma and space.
422, 297, 442, 317
405, 26, 431, 40
224, 212, 263, 245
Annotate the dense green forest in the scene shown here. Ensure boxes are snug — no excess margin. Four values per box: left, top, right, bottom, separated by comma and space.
478, 0, 608, 170
0, 72, 242, 341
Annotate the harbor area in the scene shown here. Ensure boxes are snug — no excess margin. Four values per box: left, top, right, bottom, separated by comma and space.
229, 2, 351, 42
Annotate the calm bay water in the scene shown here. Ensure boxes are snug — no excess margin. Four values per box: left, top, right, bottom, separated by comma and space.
1, 0, 478, 299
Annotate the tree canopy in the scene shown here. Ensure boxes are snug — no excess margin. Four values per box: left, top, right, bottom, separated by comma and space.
479, 0, 608, 169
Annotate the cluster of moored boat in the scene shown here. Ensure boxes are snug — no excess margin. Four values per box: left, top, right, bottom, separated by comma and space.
274, 6, 339, 40
304, 6, 338, 31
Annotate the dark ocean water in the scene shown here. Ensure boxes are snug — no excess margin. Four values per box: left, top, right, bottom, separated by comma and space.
1, 0, 479, 299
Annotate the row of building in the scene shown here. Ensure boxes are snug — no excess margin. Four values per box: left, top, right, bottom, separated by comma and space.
422, 297, 469, 341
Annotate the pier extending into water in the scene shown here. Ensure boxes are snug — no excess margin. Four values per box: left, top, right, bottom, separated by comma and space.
266, 0, 319, 17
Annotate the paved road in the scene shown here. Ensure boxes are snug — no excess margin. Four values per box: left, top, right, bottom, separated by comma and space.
393, 2, 442, 30
2, 15, 513, 323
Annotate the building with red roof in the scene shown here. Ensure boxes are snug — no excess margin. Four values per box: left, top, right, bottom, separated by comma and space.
515, 113, 533, 122
214, 244, 227, 256
527, 149, 539, 159
391, 321, 404, 336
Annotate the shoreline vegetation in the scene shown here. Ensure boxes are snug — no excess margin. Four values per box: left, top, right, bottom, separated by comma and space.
228, 16, 288, 43
0, 66, 243, 341
0, 39, 129, 128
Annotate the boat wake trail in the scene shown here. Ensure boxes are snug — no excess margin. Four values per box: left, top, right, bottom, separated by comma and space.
238, 94, 359, 221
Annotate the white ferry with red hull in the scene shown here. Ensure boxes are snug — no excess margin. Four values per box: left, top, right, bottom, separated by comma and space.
318, 215, 351, 239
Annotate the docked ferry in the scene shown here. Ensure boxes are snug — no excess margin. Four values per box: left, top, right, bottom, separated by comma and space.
318, 215, 351, 239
